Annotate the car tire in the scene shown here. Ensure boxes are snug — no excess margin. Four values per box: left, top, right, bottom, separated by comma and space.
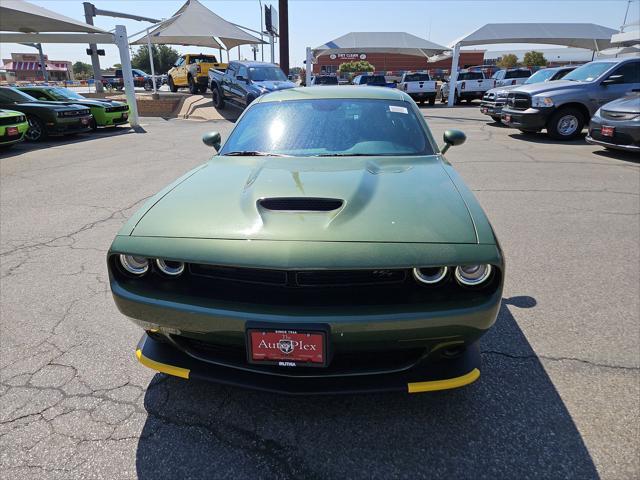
168, 76, 178, 93
212, 86, 225, 109
546, 107, 585, 141
429, 97, 436, 106
188, 76, 198, 95
25, 115, 46, 142
143, 80, 152, 91
454, 93, 461, 105
199, 84, 208, 94
90, 118, 98, 131
491, 115, 502, 123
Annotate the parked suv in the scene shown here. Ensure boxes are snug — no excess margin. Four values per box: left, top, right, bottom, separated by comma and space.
481, 66, 576, 122
501, 58, 640, 140
352, 74, 387, 86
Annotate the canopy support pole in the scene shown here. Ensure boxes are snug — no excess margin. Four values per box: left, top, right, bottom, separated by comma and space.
115, 25, 139, 127
83, 2, 104, 92
146, 28, 157, 96
305, 47, 313, 86
447, 43, 460, 108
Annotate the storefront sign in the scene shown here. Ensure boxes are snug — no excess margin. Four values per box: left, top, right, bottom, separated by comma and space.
329, 53, 367, 61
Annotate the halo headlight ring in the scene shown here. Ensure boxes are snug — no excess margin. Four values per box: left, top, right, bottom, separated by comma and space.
454, 264, 492, 286
413, 266, 449, 285
155, 258, 185, 277
119, 254, 149, 276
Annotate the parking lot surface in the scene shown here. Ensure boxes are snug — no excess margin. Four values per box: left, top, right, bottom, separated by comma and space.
1, 106, 638, 479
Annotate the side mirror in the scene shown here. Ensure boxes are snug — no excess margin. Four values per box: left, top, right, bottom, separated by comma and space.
441, 129, 466, 154
236, 75, 245, 82
602, 74, 623, 86
202, 131, 221, 151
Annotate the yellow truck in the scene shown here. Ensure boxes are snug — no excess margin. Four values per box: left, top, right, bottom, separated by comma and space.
167, 54, 226, 94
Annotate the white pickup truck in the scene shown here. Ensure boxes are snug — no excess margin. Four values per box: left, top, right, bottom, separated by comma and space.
440, 71, 495, 104
396, 72, 437, 105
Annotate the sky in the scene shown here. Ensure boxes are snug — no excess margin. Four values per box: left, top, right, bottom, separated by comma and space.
1, 0, 637, 70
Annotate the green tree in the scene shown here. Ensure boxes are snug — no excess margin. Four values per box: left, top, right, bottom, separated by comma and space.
523, 50, 547, 67
72, 61, 93, 79
112, 63, 122, 69
131, 45, 180, 74
338, 60, 375, 75
497, 54, 518, 69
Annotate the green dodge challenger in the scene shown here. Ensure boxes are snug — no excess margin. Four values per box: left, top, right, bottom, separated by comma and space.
0, 109, 29, 148
109, 86, 504, 395
18, 86, 129, 130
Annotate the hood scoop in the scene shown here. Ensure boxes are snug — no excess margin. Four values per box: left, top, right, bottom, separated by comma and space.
258, 197, 344, 212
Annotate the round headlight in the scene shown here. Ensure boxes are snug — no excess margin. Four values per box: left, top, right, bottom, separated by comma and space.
413, 266, 448, 285
119, 254, 149, 275
155, 259, 185, 276
455, 264, 492, 286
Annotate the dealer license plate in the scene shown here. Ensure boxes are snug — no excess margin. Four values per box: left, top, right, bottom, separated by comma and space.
81, 117, 89, 125
504, 114, 512, 123
601, 126, 615, 137
481, 107, 488, 114
122, 113, 128, 120
247, 329, 326, 367
6, 126, 18, 136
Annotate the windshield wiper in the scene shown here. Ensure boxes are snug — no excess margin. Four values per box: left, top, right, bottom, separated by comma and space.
315, 153, 384, 157
222, 151, 288, 157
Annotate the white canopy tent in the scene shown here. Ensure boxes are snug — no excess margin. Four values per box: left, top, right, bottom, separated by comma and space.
610, 21, 640, 47
130, 0, 263, 50
446, 23, 619, 106
0, 0, 140, 126
307, 32, 449, 85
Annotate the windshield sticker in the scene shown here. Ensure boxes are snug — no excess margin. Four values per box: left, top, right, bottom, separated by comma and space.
389, 106, 408, 114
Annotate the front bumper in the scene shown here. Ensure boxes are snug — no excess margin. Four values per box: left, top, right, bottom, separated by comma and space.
501, 106, 553, 130
45, 116, 93, 136
586, 118, 640, 152
97, 110, 130, 127
136, 332, 481, 395
480, 100, 505, 117
0, 122, 29, 145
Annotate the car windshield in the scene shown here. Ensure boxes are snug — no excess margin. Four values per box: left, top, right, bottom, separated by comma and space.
315, 76, 338, 85
363, 76, 386, 85
220, 99, 434, 157
191, 55, 217, 64
0, 88, 38, 102
458, 72, 483, 81
404, 74, 430, 82
525, 69, 557, 84
563, 62, 615, 82
47, 88, 85, 100
248, 67, 287, 82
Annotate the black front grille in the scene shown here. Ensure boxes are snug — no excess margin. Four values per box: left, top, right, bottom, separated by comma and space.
190, 264, 406, 287
174, 336, 426, 375
105, 105, 129, 113
259, 197, 343, 212
58, 109, 90, 118
590, 129, 637, 146
506, 93, 531, 111
0, 115, 24, 126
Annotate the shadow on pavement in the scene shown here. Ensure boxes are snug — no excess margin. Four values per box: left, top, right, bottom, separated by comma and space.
509, 132, 588, 146
135, 299, 597, 479
591, 147, 639, 164
0, 126, 135, 159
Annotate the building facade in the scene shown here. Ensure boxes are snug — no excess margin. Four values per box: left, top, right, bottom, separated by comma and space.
315, 50, 486, 79
2, 53, 74, 82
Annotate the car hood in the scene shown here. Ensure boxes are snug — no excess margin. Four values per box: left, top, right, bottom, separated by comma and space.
129, 156, 478, 244
601, 93, 640, 113
485, 85, 519, 96
14, 101, 85, 111
252, 80, 296, 91
509, 80, 581, 95
0, 109, 22, 117
64, 99, 117, 108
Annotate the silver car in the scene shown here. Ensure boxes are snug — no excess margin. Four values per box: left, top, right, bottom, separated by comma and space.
587, 93, 640, 153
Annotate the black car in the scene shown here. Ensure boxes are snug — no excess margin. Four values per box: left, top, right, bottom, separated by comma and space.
587, 93, 640, 153
0, 87, 92, 141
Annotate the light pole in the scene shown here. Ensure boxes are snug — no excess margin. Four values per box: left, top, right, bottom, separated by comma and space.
258, 0, 264, 62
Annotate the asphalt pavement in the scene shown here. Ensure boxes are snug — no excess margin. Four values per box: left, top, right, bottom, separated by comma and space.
0, 105, 638, 480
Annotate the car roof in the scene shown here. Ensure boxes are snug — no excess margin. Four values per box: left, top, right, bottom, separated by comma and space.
231, 61, 279, 68
258, 86, 406, 103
